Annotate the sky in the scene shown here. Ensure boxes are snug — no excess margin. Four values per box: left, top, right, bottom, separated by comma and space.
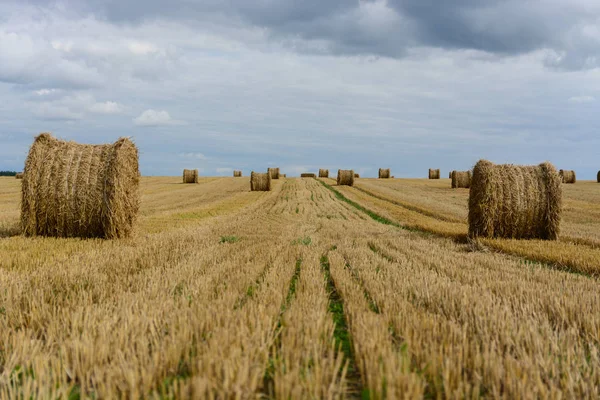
0, 0, 599, 178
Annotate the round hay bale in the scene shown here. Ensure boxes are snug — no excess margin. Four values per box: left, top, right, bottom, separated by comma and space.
428, 169, 440, 179
21, 132, 140, 239
378, 168, 390, 179
268, 167, 280, 180
597, 170, 600, 183
15, 173, 23, 179
319, 169, 329, 178
354, 173, 360, 178
451, 170, 472, 189
468, 160, 562, 240
251, 171, 271, 191
183, 169, 199, 183
301, 173, 316, 178
233, 170, 242, 177
559, 169, 576, 184
281, 174, 286, 178
449, 171, 452, 179
337, 170, 354, 186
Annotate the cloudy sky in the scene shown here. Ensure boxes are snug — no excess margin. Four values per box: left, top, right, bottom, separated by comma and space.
1, 0, 599, 177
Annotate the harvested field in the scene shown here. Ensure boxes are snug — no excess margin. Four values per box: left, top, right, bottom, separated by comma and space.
2, 175, 600, 398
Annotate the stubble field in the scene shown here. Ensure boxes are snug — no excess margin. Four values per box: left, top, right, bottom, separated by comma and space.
1, 176, 600, 399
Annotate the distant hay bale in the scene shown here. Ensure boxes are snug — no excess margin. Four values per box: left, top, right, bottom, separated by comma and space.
183, 169, 199, 183
429, 169, 440, 179
468, 160, 562, 240
251, 171, 271, 191
301, 173, 316, 178
378, 168, 390, 179
559, 169, 576, 184
319, 169, 329, 178
337, 170, 354, 186
233, 170, 242, 177
449, 171, 452, 179
451, 170, 472, 189
21, 132, 140, 239
268, 167, 280, 180
354, 173, 360, 178
15, 173, 23, 179
597, 170, 600, 183
281, 174, 286, 178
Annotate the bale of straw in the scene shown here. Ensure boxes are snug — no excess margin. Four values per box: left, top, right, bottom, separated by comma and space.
449, 172, 452, 179
15, 173, 23, 179
451, 170, 472, 189
21, 132, 140, 239
233, 170, 242, 177
597, 170, 600, 183
468, 160, 562, 240
251, 171, 271, 191
268, 167, 280, 180
183, 169, 199, 183
301, 173, 316, 178
559, 169, 576, 184
354, 173, 360, 178
281, 174, 286, 178
378, 168, 390, 179
337, 170, 354, 186
319, 169, 329, 178
428, 169, 440, 179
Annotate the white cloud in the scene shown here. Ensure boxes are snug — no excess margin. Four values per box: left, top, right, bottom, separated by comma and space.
133, 109, 182, 126
89, 101, 123, 114
568, 95, 595, 103
179, 152, 208, 160
35, 89, 57, 96
128, 41, 159, 55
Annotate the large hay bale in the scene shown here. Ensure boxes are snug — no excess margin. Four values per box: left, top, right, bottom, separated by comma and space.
301, 173, 316, 178
451, 170, 472, 189
183, 169, 199, 183
251, 171, 271, 191
233, 170, 242, 177
378, 168, 390, 179
319, 169, 329, 178
15, 173, 23, 179
21, 132, 140, 239
337, 170, 354, 186
559, 169, 576, 184
429, 169, 440, 179
468, 160, 562, 240
268, 167, 280, 180
354, 173, 360, 178
597, 170, 600, 183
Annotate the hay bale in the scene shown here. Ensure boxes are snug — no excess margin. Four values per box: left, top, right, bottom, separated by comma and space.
301, 173, 316, 178
378, 168, 390, 179
428, 169, 440, 179
597, 170, 600, 183
281, 174, 286, 178
319, 169, 329, 178
468, 160, 562, 240
354, 173, 360, 178
251, 171, 271, 191
451, 170, 472, 189
21, 132, 140, 239
183, 169, 199, 183
15, 173, 23, 179
449, 171, 452, 179
233, 170, 242, 177
337, 170, 354, 186
559, 169, 576, 184
268, 167, 280, 180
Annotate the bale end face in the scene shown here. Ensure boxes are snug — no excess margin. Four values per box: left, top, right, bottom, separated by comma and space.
21, 132, 140, 239
337, 169, 354, 186
468, 159, 562, 240
251, 171, 272, 191
378, 168, 390, 179
233, 170, 242, 177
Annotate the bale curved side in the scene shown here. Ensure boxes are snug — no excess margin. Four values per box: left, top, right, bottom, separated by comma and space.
354, 173, 360, 178
233, 170, 242, 177
21, 132, 140, 239
268, 167, 280, 180
183, 169, 199, 183
251, 171, 271, 191
378, 168, 390, 179
429, 169, 440, 179
597, 170, 600, 183
559, 169, 576, 184
337, 170, 354, 186
468, 160, 562, 240
319, 169, 329, 178
301, 173, 316, 178
15, 173, 23, 179
451, 170, 471, 189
